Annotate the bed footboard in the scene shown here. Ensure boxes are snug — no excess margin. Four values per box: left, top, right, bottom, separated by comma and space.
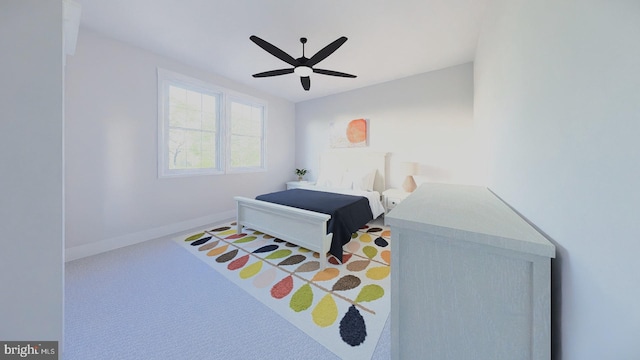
234, 196, 333, 270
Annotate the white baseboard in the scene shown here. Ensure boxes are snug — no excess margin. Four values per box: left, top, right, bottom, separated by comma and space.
65, 210, 236, 262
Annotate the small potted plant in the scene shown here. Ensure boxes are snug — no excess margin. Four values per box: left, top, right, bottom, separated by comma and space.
295, 168, 307, 181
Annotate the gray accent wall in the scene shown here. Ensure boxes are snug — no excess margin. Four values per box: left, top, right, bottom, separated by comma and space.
475, 0, 640, 358
294, 63, 480, 189
0, 0, 64, 341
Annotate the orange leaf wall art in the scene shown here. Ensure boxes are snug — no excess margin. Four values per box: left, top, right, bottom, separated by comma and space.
329, 118, 368, 148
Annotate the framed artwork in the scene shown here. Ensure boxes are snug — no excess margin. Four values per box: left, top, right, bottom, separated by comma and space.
329, 118, 368, 148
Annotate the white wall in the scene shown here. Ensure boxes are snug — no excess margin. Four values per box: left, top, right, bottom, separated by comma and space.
65, 30, 295, 256
475, 0, 640, 358
0, 0, 64, 341
295, 63, 481, 189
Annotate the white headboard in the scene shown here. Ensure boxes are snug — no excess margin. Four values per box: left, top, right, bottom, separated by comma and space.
319, 151, 388, 193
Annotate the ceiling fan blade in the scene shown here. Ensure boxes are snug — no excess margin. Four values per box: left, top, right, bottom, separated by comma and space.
250, 35, 299, 67
307, 36, 348, 67
313, 68, 357, 78
300, 76, 311, 91
252, 68, 295, 78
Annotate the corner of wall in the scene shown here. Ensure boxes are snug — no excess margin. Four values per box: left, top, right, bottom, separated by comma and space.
65, 210, 235, 262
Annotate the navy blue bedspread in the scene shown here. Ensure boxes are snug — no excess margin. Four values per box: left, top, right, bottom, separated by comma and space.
255, 189, 373, 262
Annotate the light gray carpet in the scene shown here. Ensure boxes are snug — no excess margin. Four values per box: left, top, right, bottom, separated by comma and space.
64, 229, 391, 359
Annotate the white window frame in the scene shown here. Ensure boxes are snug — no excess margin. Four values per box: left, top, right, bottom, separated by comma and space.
157, 68, 267, 178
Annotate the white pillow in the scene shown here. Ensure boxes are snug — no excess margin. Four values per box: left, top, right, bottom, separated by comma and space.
343, 168, 377, 191
315, 170, 343, 188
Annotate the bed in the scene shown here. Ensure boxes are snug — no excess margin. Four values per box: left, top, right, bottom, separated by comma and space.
234, 151, 387, 269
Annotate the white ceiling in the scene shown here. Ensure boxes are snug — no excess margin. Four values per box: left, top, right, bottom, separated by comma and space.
78, 0, 488, 103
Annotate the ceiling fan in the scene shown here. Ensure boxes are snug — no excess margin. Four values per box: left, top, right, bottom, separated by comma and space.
249, 35, 356, 91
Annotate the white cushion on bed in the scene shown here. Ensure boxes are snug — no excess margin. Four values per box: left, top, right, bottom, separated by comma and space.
316, 167, 377, 192
315, 170, 344, 188
343, 168, 377, 192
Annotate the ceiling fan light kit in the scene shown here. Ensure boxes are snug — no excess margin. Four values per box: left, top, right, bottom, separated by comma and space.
250, 35, 356, 91
294, 66, 313, 77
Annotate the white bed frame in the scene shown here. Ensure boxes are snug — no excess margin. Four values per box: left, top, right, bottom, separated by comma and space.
235, 151, 387, 269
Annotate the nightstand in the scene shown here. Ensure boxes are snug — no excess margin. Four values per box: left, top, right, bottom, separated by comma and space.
286, 181, 314, 190
382, 188, 411, 213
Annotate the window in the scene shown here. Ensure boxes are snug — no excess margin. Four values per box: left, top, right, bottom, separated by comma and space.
158, 69, 266, 177
228, 98, 266, 172
163, 82, 221, 175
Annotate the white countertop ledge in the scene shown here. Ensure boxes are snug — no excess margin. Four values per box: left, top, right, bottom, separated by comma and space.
385, 183, 556, 258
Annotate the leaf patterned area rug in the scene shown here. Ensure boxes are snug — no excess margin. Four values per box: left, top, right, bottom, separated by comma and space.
175, 220, 390, 360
